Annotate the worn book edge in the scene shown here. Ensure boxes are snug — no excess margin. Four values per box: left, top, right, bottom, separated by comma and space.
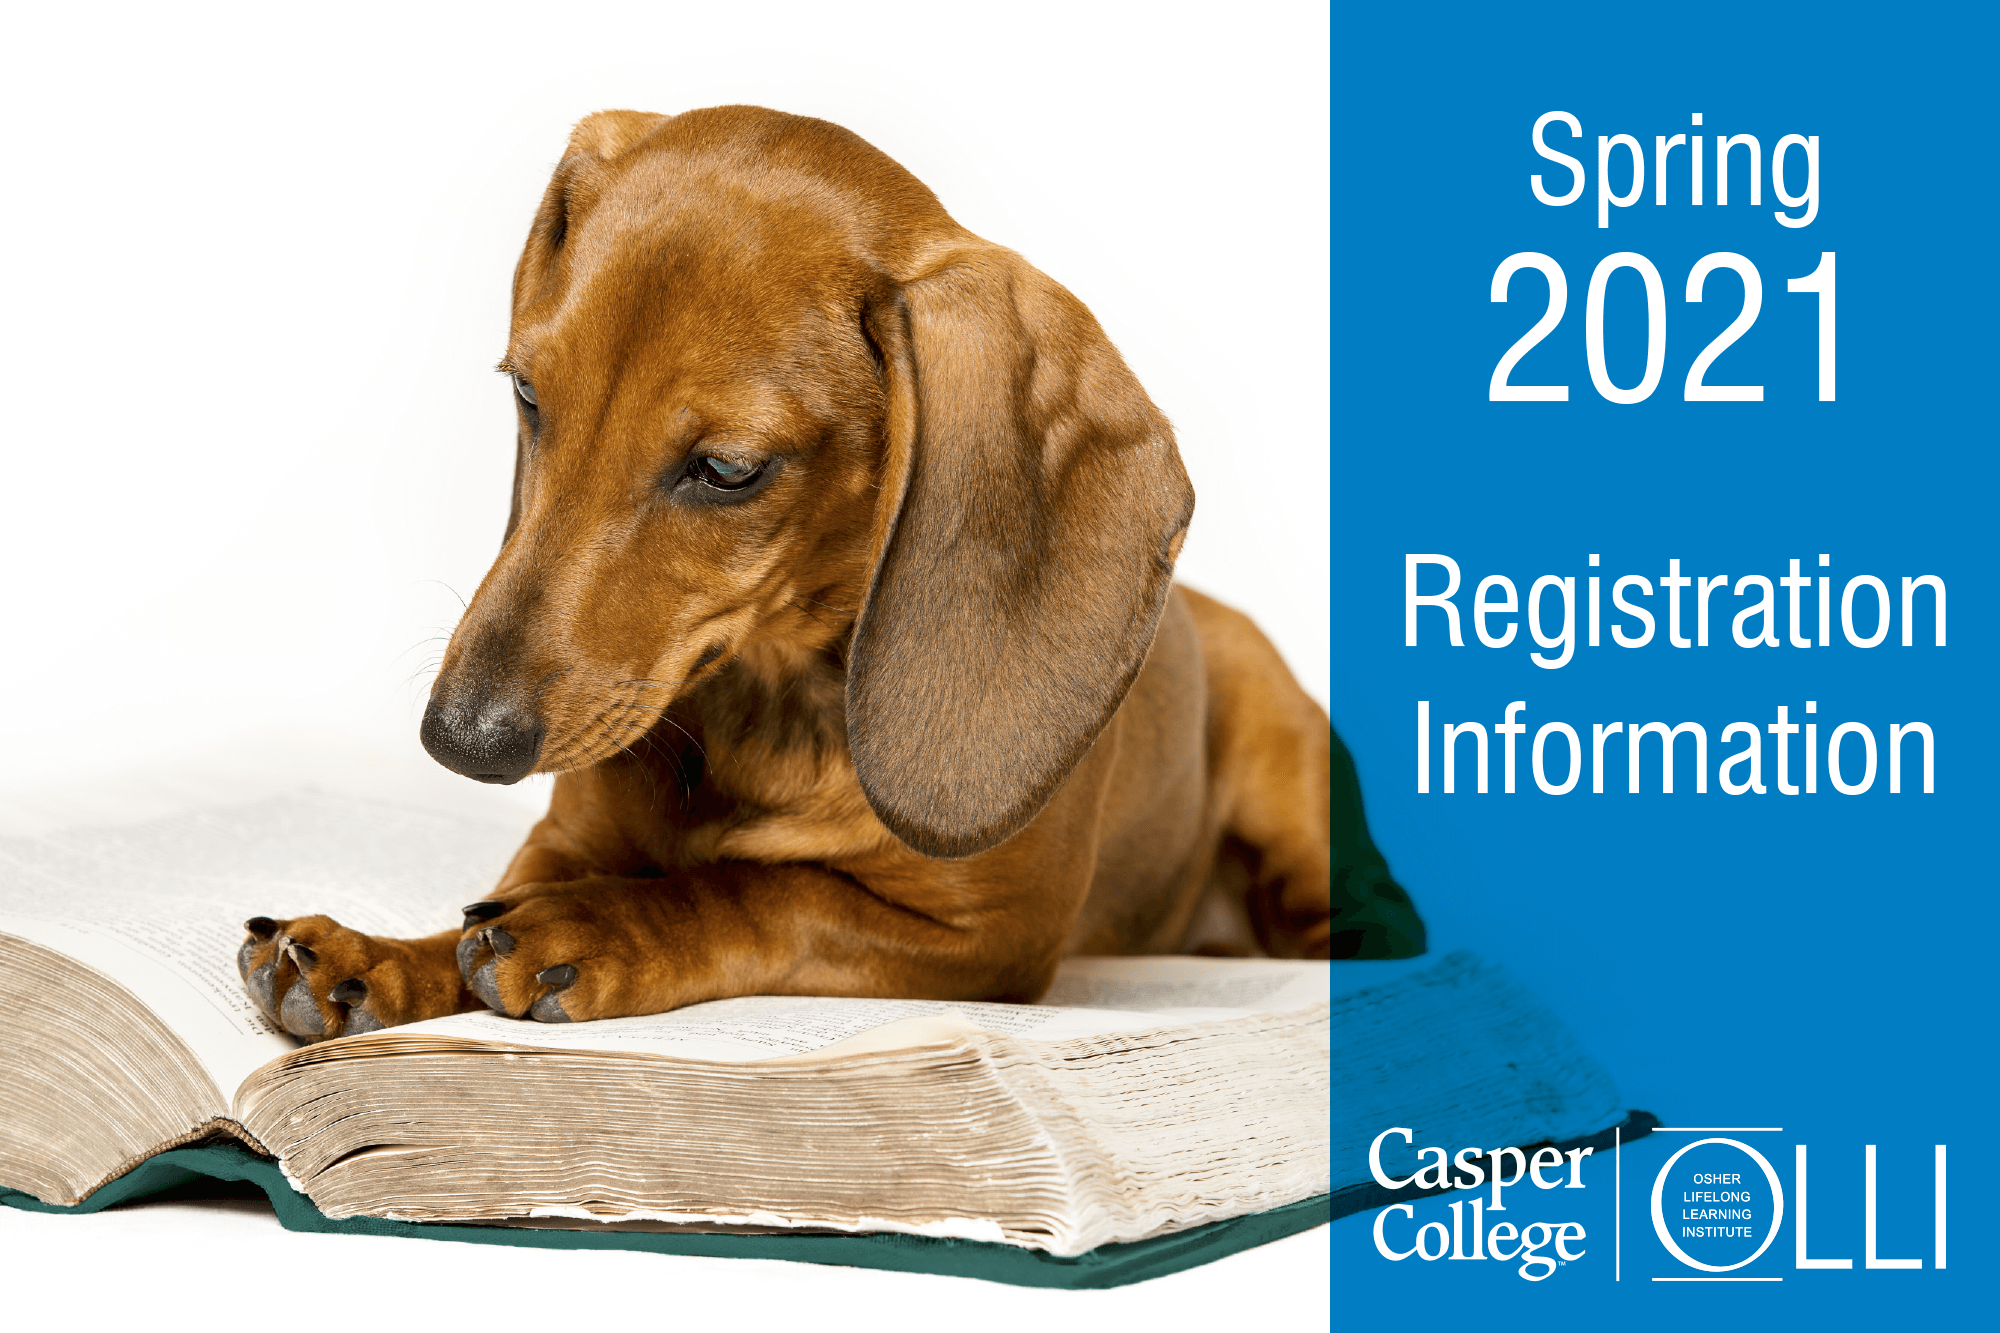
0, 1112, 1653, 1289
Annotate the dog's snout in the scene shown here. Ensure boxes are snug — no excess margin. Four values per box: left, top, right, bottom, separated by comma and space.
420, 692, 545, 785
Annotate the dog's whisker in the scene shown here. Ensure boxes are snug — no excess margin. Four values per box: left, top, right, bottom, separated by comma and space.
402, 656, 448, 689
654, 713, 709, 765
627, 734, 673, 805
540, 686, 676, 773
391, 650, 453, 690
392, 634, 455, 662
535, 677, 700, 771
409, 578, 471, 613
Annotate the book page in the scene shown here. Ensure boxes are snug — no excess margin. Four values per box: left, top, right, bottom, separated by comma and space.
334, 957, 1338, 1066
0, 789, 528, 1092
1038, 955, 1338, 1014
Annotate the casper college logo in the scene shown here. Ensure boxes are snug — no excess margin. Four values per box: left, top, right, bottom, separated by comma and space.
1366, 1123, 1948, 1283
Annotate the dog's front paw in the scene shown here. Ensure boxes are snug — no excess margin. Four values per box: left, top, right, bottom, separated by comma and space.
452, 885, 672, 1024
238, 915, 470, 1041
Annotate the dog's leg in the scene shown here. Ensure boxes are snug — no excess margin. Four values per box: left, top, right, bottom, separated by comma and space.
1182, 586, 1423, 960
446, 862, 1073, 1022
242, 806, 1099, 1032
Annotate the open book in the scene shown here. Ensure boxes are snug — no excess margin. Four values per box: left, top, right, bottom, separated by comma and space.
0, 789, 1629, 1261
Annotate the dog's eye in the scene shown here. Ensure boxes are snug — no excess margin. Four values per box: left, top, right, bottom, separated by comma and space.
513, 375, 538, 408
690, 456, 763, 490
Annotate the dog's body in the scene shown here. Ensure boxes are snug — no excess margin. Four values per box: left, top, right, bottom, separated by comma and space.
239, 106, 1420, 1039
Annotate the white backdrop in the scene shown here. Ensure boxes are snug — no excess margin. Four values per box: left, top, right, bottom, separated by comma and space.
0, 0, 1330, 1321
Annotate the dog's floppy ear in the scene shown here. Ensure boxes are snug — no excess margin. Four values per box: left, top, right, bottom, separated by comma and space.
566, 109, 668, 160
848, 247, 1195, 858
525, 111, 670, 260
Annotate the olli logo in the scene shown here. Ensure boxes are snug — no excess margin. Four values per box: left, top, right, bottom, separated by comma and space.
1644, 1129, 1947, 1279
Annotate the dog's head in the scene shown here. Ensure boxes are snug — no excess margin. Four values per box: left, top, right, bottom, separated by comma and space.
423, 105, 1194, 858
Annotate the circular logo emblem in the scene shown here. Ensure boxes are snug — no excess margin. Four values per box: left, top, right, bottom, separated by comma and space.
1649, 1137, 1785, 1272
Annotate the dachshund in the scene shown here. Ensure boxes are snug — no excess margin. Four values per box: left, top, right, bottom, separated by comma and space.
238, 105, 1422, 1039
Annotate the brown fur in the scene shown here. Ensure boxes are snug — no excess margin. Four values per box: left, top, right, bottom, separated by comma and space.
239, 106, 1338, 1037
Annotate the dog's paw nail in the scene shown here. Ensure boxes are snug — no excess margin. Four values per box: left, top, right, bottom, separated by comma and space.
329, 978, 368, 1005
535, 964, 577, 989
248, 961, 277, 1015
462, 901, 507, 926
287, 941, 319, 969
237, 936, 260, 981
529, 991, 572, 1023
469, 958, 504, 1011
344, 1009, 386, 1035
456, 931, 483, 981
279, 978, 326, 1036
482, 927, 515, 956
244, 917, 279, 940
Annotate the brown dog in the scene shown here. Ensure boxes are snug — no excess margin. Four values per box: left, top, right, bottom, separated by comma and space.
238, 105, 1422, 1039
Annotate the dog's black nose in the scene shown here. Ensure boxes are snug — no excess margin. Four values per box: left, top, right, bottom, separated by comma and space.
420, 693, 545, 784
